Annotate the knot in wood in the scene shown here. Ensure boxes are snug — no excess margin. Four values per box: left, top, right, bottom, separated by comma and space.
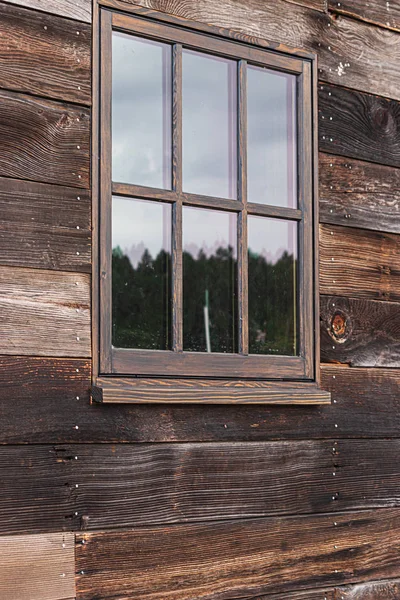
372, 104, 396, 135
330, 310, 350, 343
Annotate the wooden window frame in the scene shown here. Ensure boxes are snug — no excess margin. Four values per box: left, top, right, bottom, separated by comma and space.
92, 2, 330, 405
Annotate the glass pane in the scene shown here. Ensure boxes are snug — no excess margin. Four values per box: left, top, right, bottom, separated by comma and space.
183, 207, 237, 353
112, 32, 172, 188
182, 50, 237, 199
112, 197, 172, 350
247, 66, 297, 208
248, 217, 298, 355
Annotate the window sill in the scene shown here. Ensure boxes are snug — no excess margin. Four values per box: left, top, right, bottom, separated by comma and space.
92, 377, 331, 405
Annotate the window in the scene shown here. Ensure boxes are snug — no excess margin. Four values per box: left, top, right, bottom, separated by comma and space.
93, 7, 330, 404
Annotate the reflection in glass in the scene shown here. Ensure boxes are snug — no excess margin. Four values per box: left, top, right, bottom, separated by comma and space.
183, 207, 237, 352
248, 217, 297, 355
182, 50, 237, 199
247, 66, 297, 208
112, 32, 172, 188
112, 197, 172, 349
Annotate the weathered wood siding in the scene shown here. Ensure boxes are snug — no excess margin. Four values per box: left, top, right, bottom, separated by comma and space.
0, 0, 399, 599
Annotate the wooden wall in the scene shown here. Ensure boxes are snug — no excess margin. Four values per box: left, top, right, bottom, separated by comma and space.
0, 0, 399, 598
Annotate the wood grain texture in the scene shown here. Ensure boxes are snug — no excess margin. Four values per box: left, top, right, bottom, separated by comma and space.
0, 266, 90, 357
107, 0, 400, 101
1, 0, 91, 22
1, 360, 400, 443
76, 509, 400, 599
0, 3, 90, 104
320, 295, 400, 367
242, 578, 400, 599
0, 532, 74, 600
4, 439, 400, 534
319, 84, 400, 168
329, 0, 400, 32
319, 154, 400, 234
0, 356, 93, 444
0, 445, 83, 535
0, 90, 89, 188
0, 177, 90, 272
95, 377, 330, 404
286, 0, 326, 12
320, 224, 400, 302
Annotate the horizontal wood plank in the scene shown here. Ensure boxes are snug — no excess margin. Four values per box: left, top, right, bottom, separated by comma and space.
0, 90, 89, 188
0, 266, 90, 357
0, 177, 90, 272
329, 0, 400, 32
1, 0, 91, 22
319, 154, 400, 233
1, 359, 400, 442
243, 578, 400, 599
107, 0, 400, 101
320, 224, 400, 302
76, 509, 400, 599
95, 377, 330, 404
4, 439, 400, 534
0, 3, 90, 104
0, 532, 74, 600
319, 84, 400, 168
320, 295, 400, 367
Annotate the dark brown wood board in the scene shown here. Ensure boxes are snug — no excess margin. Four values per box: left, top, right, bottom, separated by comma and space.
319, 84, 400, 168
1, 358, 400, 443
329, 0, 400, 32
0, 3, 90, 105
0, 266, 90, 357
320, 295, 400, 367
0, 532, 75, 600
242, 577, 400, 599
4, 439, 400, 534
320, 224, 400, 302
0, 177, 91, 272
0, 90, 89, 188
76, 509, 400, 599
319, 154, 400, 234
104, 0, 400, 101
1, 0, 91, 22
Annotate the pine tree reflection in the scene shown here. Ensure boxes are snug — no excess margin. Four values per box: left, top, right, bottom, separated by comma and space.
112, 245, 297, 356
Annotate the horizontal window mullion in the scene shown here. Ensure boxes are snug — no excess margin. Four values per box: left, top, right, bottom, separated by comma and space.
112, 182, 245, 213
182, 193, 242, 212
247, 202, 302, 221
112, 181, 177, 202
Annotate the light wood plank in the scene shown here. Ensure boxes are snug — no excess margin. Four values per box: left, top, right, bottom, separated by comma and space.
320, 224, 400, 302
0, 266, 90, 357
0, 532, 75, 600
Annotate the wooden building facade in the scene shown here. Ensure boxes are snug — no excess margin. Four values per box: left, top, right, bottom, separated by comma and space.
1, 0, 400, 598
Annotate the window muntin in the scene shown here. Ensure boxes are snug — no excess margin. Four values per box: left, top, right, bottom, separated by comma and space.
100, 10, 315, 381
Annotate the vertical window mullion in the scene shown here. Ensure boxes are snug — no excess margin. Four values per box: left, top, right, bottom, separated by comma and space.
238, 59, 249, 355
172, 44, 183, 351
